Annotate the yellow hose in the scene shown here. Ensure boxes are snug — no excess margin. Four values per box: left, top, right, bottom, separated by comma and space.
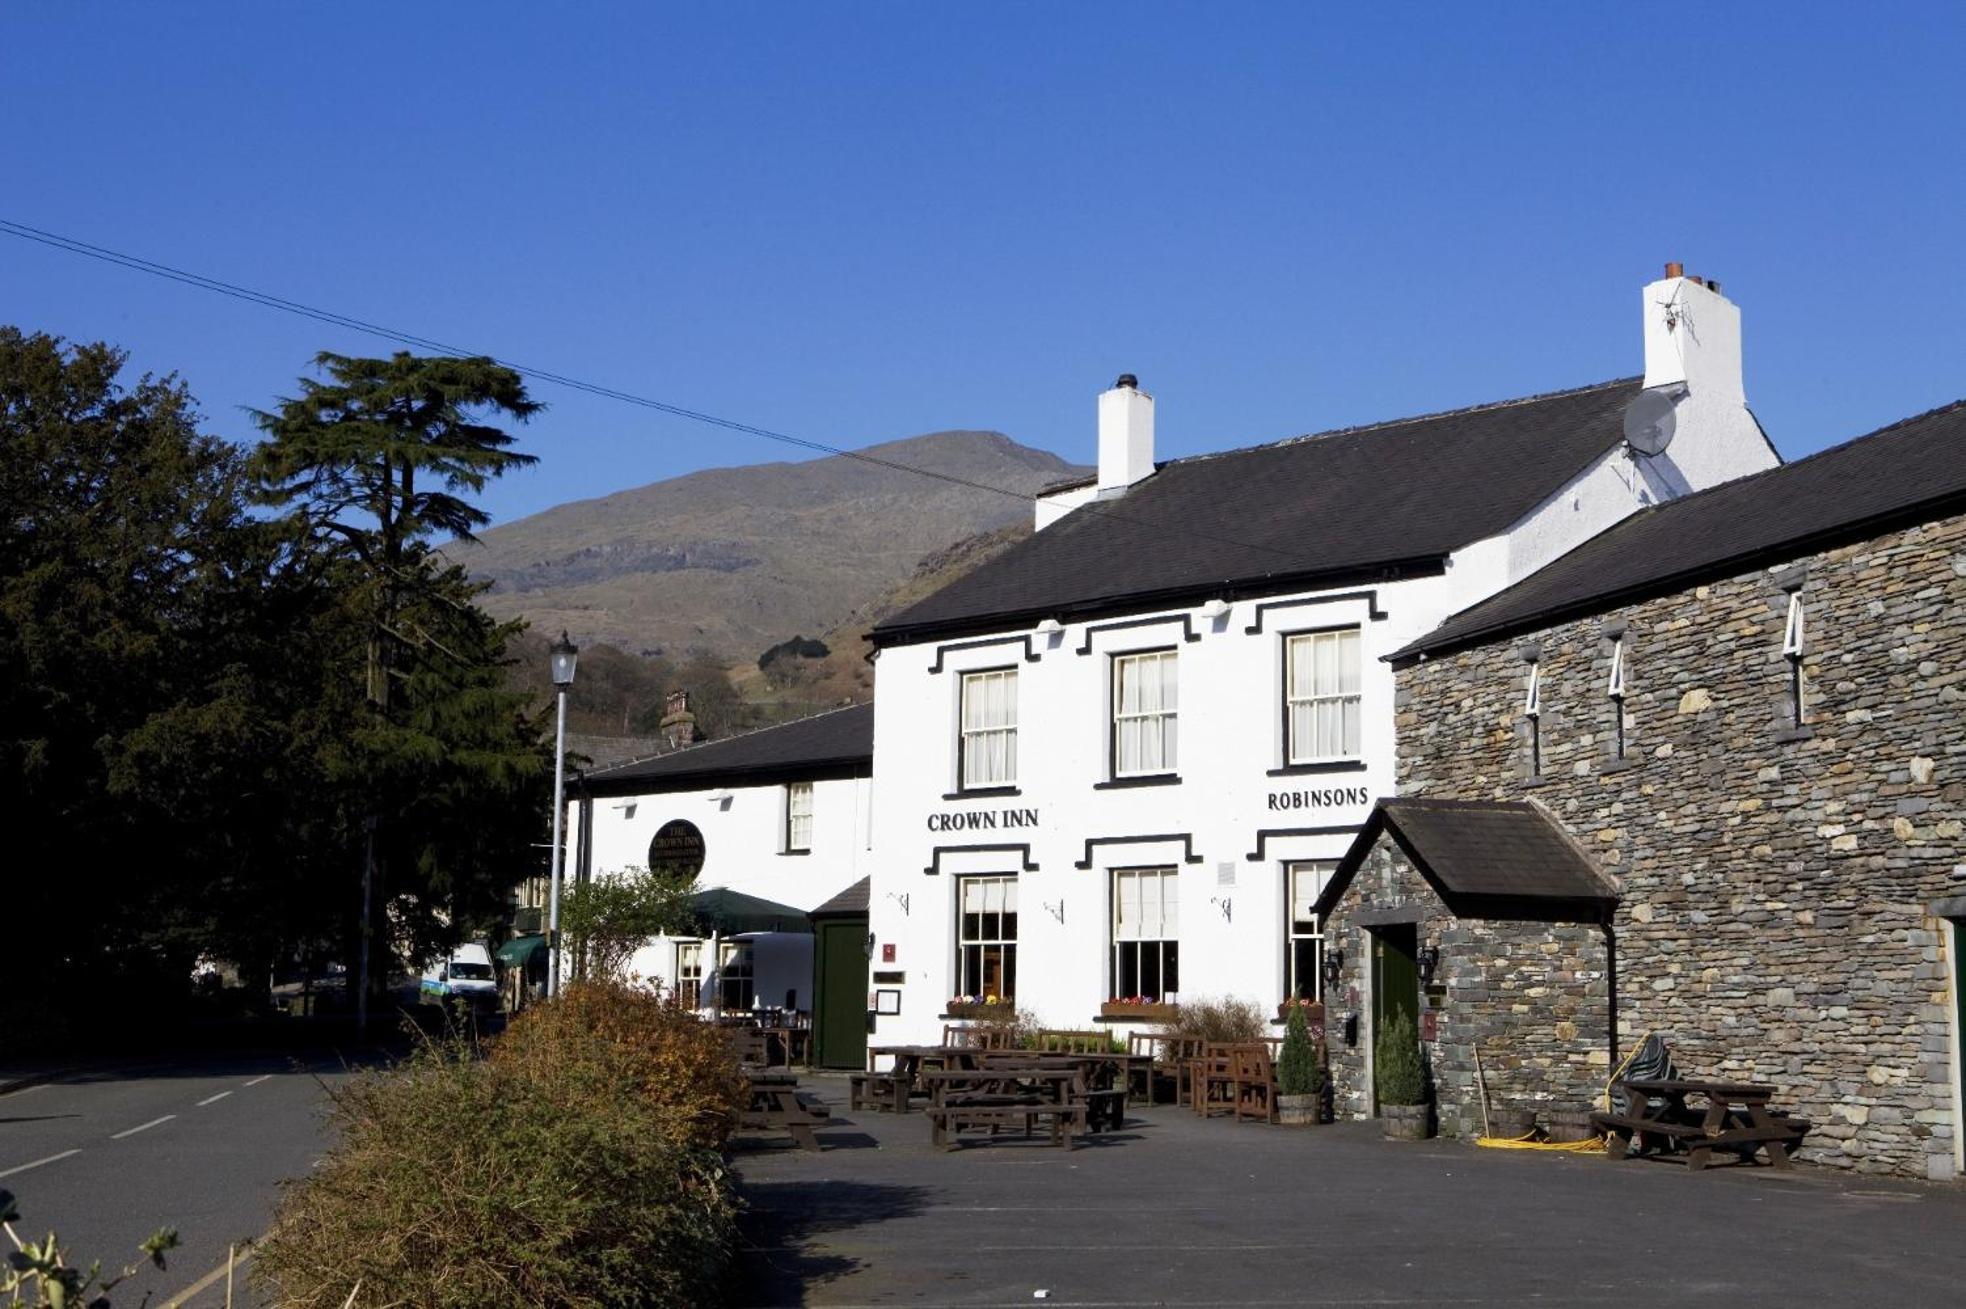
1476, 1131, 1606, 1151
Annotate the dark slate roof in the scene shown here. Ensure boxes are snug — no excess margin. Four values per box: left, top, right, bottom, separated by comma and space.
579, 702, 873, 795
1316, 798, 1619, 923
872, 378, 1645, 641
1396, 399, 1966, 662
809, 876, 870, 918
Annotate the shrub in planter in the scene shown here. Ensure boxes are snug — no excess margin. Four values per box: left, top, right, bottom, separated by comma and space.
1374, 1010, 1431, 1140
1275, 1003, 1326, 1126
256, 1008, 741, 1307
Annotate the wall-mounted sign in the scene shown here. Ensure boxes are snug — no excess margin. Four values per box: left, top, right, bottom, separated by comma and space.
1266, 785, 1370, 812
874, 988, 902, 1015
648, 819, 706, 880
926, 806, 1040, 833
882, 943, 896, 963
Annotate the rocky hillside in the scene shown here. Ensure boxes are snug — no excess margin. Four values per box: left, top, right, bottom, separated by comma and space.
458, 431, 1084, 660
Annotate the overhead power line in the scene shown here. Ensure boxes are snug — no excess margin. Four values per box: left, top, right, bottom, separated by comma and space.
0, 216, 1317, 568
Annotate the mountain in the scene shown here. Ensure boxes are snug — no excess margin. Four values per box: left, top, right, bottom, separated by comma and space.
458, 431, 1086, 661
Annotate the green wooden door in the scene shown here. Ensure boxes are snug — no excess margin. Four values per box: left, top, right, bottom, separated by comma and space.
814, 919, 869, 1069
1371, 923, 1419, 1111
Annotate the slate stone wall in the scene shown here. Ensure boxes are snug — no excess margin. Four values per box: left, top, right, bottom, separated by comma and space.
1393, 512, 1966, 1179
1325, 837, 1609, 1137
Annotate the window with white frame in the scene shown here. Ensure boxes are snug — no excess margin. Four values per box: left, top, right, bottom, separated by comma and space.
784, 781, 814, 852
1524, 659, 1543, 776
1782, 590, 1806, 727
717, 941, 755, 1010
675, 941, 704, 1008
1607, 638, 1627, 760
959, 668, 1018, 789
956, 875, 1018, 1001
1111, 867, 1179, 1001
1285, 861, 1335, 1002
1286, 628, 1361, 763
1112, 649, 1178, 777
675, 940, 754, 1010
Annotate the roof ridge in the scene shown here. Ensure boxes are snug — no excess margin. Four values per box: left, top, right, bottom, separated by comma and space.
585, 699, 869, 777
1167, 376, 1640, 469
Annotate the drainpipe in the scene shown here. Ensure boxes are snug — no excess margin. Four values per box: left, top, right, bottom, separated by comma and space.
1602, 916, 1620, 1071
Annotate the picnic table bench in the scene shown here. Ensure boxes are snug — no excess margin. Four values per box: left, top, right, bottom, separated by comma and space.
740, 1068, 830, 1151
921, 1066, 1086, 1150
1592, 1078, 1812, 1170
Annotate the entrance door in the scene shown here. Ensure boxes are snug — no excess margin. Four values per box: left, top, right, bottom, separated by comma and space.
1371, 923, 1420, 1112
813, 918, 869, 1070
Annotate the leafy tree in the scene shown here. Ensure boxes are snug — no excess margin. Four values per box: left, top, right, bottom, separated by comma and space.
560, 866, 699, 981
250, 352, 547, 1024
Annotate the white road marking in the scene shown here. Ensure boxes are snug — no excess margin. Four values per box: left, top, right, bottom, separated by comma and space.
197, 1090, 232, 1106
110, 1114, 175, 1139
0, 1148, 81, 1179
159, 1243, 256, 1309
244, 1074, 273, 1087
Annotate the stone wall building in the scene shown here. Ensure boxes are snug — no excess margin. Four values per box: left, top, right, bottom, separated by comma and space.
1329, 399, 1966, 1180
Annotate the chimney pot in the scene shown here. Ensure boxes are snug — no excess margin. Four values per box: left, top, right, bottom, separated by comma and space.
1116, 373, 1138, 390
1664, 261, 1684, 279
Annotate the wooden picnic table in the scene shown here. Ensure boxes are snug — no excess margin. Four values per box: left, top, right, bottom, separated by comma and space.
920, 1066, 1086, 1149
740, 1067, 829, 1151
757, 1024, 812, 1068
1593, 1077, 1812, 1170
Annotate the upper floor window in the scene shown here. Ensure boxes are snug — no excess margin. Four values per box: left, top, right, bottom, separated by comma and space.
959, 668, 1018, 789
1286, 628, 1361, 763
784, 781, 814, 852
1782, 591, 1806, 727
1112, 650, 1178, 777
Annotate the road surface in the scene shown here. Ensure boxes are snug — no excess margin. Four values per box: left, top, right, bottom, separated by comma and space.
0, 1049, 361, 1307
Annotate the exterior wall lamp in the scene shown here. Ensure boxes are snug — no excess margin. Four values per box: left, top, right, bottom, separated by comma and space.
1322, 948, 1345, 990
1417, 944, 1441, 987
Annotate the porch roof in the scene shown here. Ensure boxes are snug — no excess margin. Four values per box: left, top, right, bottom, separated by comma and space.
1316, 798, 1619, 924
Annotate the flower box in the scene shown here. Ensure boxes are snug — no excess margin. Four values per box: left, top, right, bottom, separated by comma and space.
1276, 1000, 1327, 1025
943, 1001, 1016, 1020
1099, 1000, 1179, 1023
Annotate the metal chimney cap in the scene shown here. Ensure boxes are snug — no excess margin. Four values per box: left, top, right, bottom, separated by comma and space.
1115, 373, 1139, 390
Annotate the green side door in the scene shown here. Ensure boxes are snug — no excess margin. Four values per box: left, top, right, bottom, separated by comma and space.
814, 918, 869, 1069
1371, 923, 1419, 1112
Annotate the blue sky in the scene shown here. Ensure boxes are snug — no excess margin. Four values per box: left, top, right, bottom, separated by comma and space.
5, 3, 1963, 527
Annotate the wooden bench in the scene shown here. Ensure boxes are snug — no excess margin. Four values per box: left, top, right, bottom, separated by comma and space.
848, 1070, 911, 1113
1084, 1087, 1128, 1133
741, 1070, 828, 1151
1593, 1078, 1812, 1170
929, 1100, 1088, 1149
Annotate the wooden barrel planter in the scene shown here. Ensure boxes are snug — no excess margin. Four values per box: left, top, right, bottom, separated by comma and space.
1380, 1103, 1431, 1141
1278, 1093, 1322, 1126
1543, 1108, 1597, 1143
1486, 1107, 1537, 1140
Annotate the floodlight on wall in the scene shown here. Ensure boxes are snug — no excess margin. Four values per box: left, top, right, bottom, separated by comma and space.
1200, 598, 1230, 621
1034, 617, 1065, 636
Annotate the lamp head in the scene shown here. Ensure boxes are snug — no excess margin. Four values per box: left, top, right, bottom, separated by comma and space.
549, 631, 579, 687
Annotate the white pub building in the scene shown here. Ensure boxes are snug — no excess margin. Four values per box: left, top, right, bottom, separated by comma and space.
863, 267, 1780, 1044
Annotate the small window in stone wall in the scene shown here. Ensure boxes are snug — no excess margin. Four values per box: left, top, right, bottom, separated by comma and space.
1523, 660, 1543, 778
1606, 637, 1627, 761
1781, 591, 1806, 729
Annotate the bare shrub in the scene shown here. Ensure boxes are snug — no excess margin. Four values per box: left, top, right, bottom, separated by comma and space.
1153, 994, 1267, 1043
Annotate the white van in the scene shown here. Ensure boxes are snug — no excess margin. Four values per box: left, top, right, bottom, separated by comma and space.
419, 942, 498, 1010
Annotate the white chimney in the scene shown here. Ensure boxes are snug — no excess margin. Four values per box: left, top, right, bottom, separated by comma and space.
1641, 262, 1744, 404
1097, 373, 1155, 493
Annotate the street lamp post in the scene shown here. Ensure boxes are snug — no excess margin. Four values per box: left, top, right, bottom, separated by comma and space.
546, 631, 579, 997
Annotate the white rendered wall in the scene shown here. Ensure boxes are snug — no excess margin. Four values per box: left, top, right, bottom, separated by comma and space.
566, 768, 871, 1011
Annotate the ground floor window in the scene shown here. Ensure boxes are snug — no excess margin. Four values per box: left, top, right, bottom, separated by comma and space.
675, 939, 754, 1010
957, 875, 1018, 1001
1286, 861, 1335, 1002
1112, 866, 1179, 1001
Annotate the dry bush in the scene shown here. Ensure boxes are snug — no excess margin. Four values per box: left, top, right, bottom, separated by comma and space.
254, 1036, 736, 1308
1154, 994, 1268, 1043
491, 979, 748, 1148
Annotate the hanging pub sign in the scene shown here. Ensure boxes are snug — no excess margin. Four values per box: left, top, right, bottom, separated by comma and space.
648, 819, 707, 881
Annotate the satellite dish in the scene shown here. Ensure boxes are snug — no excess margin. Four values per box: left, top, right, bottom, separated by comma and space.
1622, 385, 1680, 457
